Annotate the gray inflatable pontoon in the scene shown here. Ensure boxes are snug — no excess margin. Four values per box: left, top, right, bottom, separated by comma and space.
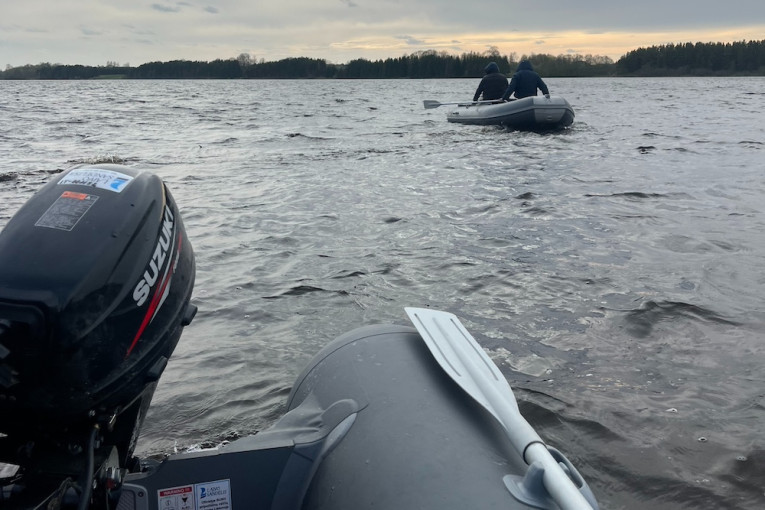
119, 309, 599, 510
447, 96, 575, 129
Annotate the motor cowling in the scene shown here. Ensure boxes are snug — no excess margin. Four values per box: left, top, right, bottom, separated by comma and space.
0, 165, 196, 471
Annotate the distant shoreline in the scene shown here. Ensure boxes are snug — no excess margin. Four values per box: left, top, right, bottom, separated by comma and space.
2, 40, 764, 80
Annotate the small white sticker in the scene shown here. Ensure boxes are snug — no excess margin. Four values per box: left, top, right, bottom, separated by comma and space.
195, 480, 231, 510
158, 485, 194, 510
59, 168, 133, 193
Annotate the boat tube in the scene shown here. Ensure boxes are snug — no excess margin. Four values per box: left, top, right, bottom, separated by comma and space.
446, 96, 575, 129
120, 318, 598, 510
0, 166, 598, 510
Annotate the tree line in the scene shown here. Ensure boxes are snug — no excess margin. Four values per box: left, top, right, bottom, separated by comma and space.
2, 40, 764, 80
619, 40, 765, 75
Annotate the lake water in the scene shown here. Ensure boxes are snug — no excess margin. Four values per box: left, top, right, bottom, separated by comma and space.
1, 77, 764, 509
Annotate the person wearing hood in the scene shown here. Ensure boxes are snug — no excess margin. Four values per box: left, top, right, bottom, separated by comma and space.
472, 62, 508, 102
501, 60, 550, 101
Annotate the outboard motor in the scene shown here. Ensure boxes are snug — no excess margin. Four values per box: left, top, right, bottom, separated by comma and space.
0, 165, 196, 508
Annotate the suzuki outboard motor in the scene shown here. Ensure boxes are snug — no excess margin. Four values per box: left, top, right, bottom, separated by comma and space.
0, 165, 196, 508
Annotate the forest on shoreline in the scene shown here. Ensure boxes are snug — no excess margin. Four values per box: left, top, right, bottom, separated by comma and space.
2, 40, 764, 80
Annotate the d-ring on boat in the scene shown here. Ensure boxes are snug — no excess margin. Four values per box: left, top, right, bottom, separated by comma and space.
0, 165, 598, 510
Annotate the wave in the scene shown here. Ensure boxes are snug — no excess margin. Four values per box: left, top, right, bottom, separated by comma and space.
618, 300, 738, 338
263, 284, 349, 299
584, 191, 687, 201
66, 155, 135, 165
285, 132, 330, 140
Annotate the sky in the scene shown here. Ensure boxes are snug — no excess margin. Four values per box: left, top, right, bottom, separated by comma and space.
2, 1, 764, 68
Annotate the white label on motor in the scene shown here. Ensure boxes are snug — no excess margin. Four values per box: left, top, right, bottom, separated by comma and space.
59, 168, 133, 192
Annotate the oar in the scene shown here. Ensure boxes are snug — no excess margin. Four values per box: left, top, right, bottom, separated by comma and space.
405, 307, 596, 510
423, 99, 502, 109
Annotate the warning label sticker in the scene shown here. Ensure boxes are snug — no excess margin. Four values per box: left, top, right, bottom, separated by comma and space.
157, 480, 231, 510
34, 191, 98, 231
158, 485, 194, 510
58, 167, 133, 193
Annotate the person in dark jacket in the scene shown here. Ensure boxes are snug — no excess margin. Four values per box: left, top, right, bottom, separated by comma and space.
501, 60, 550, 101
472, 62, 508, 102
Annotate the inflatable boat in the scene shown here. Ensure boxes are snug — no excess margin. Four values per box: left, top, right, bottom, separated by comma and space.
445, 96, 575, 129
0, 166, 598, 510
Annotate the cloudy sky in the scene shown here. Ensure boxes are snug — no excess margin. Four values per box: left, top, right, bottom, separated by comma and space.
2, 1, 764, 67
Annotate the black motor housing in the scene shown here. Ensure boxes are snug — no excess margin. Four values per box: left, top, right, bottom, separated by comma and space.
0, 165, 196, 472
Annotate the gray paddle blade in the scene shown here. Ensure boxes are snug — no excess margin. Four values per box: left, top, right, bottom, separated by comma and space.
405, 307, 519, 421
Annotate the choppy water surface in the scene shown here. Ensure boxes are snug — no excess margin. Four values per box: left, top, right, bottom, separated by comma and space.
1, 77, 764, 509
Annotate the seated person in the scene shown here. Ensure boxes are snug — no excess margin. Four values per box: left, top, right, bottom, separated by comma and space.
501, 60, 550, 101
473, 62, 508, 102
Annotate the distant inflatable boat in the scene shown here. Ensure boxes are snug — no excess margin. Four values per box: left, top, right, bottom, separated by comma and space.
446, 96, 575, 129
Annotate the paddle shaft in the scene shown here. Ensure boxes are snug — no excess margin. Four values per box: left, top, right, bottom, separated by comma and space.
423, 99, 502, 109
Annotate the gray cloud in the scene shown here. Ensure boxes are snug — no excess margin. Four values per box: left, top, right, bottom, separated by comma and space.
396, 35, 425, 45
152, 3, 182, 13
80, 27, 103, 36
